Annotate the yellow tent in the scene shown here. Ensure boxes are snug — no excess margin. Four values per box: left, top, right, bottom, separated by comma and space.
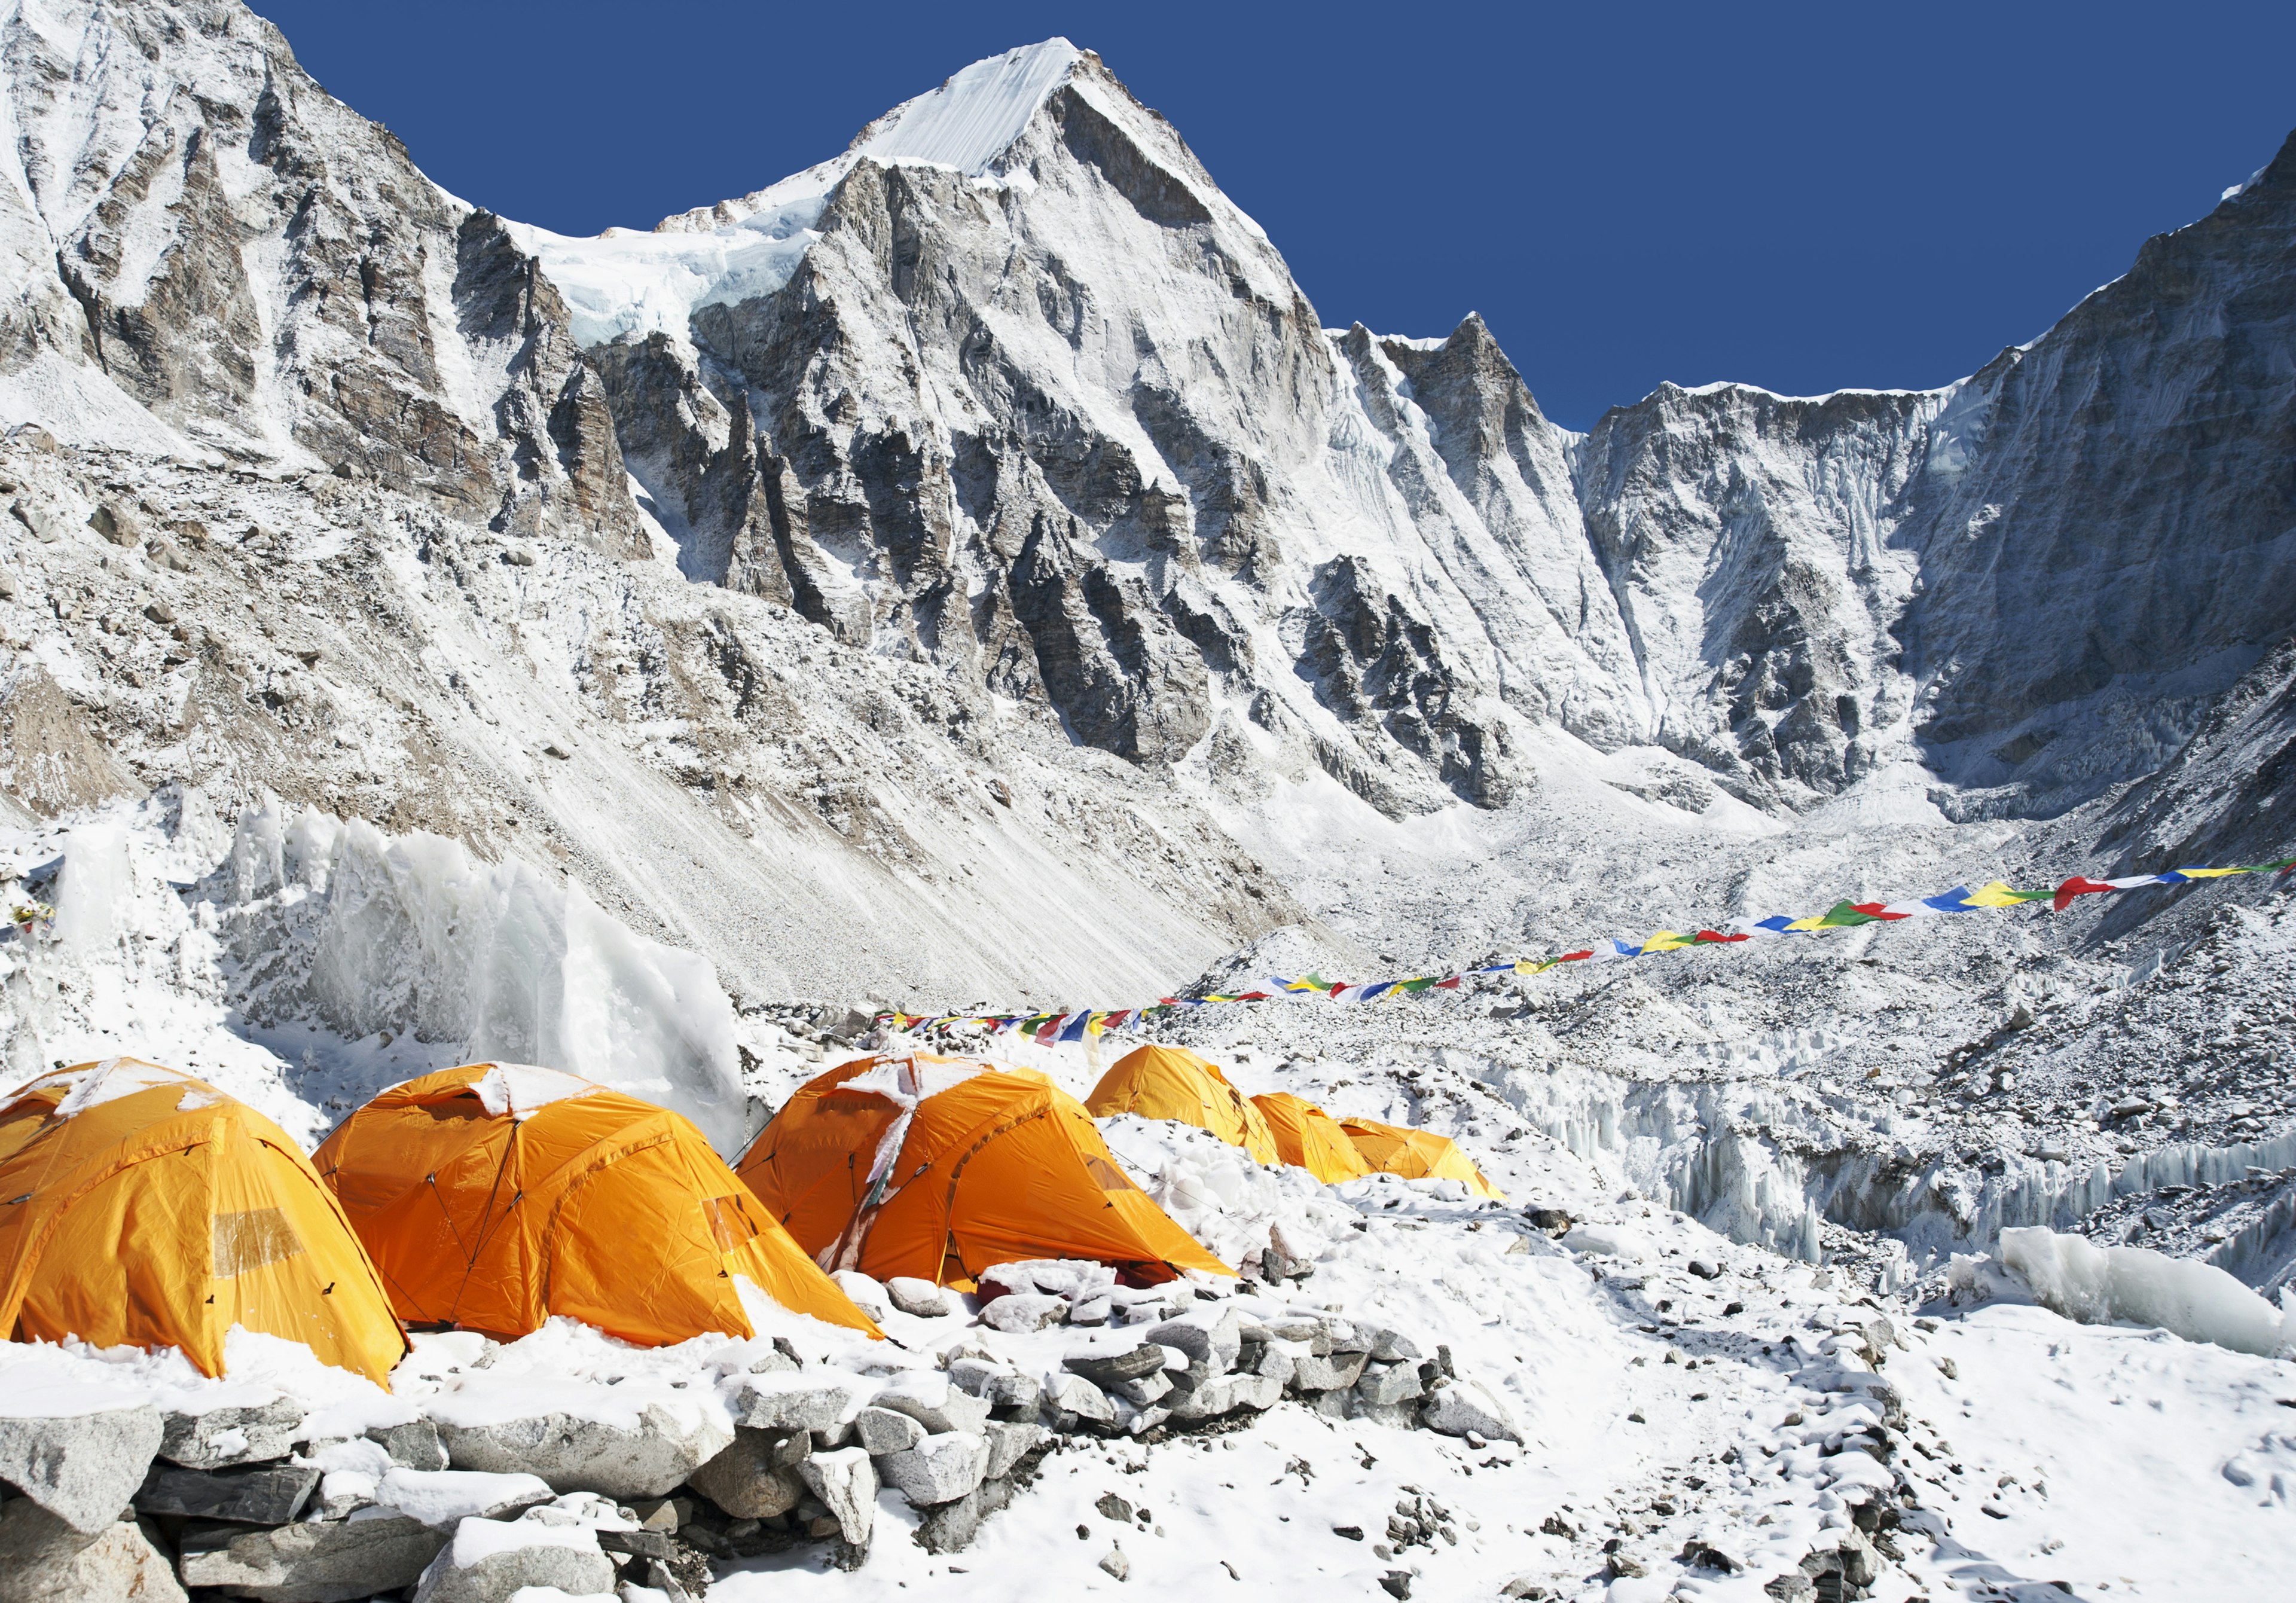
313, 1064, 879, 1345
1085, 1045, 1281, 1165
1250, 1092, 1373, 1183
738, 1055, 1229, 1289
0, 1058, 408, 1384
1339, 1116, 1506, 1201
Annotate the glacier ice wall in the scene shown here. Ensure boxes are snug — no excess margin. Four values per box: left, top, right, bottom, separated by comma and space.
221, 807, 747, 1152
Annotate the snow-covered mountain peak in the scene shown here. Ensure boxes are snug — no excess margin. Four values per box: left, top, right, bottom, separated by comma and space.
506, 39, 1094, 347
847, 37, 1083, 176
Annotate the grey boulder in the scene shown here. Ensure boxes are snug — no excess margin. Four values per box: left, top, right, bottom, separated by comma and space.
686, 1427, 808, 1519
885, 1277, 951, 1318
1146, 1309, 1245, 1376
948, 1357, 1042, 1415
435, 1404, 731, 1499
136, 1461, 320, 1525
179, 1509, 448, 1601
731, 1376, 856, 1435
1060, 1346, 1168, 1388
0, 1516, 182, 1603
914, 1474, 1014, 1555
0, 1403, 163, 1533
1040, 1374, 1118, 1434
1291, 1350, 1370, 1393
161, 1394, 304, 1469
982, 1419, 1043, 1480
854, 1406, 926, 1455
796, 1447, 876, 1546
1356, 1361, 1425, 1407
368, 1419, 451, 1471
411, 1519, 615, 1603
1420, 1379, 1521, 1443
979, 1292, 1068, 1332
876, 1431, 988, 1507
871, 1372, 991, 1436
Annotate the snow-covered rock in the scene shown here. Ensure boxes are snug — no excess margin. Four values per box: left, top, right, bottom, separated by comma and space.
430, 1407, 730, 1501
0, 1404, 163, 1535
875, 1430, 990, 1508
178, 1509, 449, 1599
410, 1515, 615, 1603
795, 1448, 876, 1547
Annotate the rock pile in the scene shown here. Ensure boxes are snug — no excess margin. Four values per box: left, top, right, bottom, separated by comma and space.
0, 1260, 1518, 1597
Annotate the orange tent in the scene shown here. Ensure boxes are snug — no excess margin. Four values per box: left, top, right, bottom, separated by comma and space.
313, 1064, 878, 1345
737, 1054, 1229, 1288
1251, 1092, 1374, 1184
0, 1059, 408, 1384
1085, 1045, 1281, 1165
1339, 1117, 1506, 1201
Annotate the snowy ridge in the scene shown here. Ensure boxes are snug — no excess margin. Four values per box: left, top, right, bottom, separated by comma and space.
850, 38, 1081, 175
508, 39, 1082, 347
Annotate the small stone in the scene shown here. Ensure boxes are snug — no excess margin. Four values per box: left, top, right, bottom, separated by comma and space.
1379, 1570, 1413, 1598
1099, 1546, 1131, 1581
1607, 1553, 1647, 1578
503, 545, 537, 567
886, 1277, 950, 1317
142, 599, 175, 625
1097, 1494, 1135, 1522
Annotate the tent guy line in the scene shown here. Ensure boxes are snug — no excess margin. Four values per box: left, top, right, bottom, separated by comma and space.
874, 856, 2296, 1040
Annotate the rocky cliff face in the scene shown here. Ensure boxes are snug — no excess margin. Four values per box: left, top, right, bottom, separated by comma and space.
0, 2, 2289, 1007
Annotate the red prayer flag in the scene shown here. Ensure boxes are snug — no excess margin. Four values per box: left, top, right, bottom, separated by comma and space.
2052, 876, 2118, 912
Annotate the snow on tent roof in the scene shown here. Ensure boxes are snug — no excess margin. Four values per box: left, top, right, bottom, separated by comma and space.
470, 1061, 600, 1120
852, 38, 1080, 176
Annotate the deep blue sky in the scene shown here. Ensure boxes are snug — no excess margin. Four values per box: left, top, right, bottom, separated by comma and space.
252, 1, 2294, 430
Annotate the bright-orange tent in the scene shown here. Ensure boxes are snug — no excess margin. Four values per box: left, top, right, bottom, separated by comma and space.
737, 1054, 1229, 1288
0, 1059, 408, 1384
1251, 1092, 1374, 1184
1339, 1116, 1506, 1201
313, 1064, 878, 1345
1085, 1045, 1281, 1165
